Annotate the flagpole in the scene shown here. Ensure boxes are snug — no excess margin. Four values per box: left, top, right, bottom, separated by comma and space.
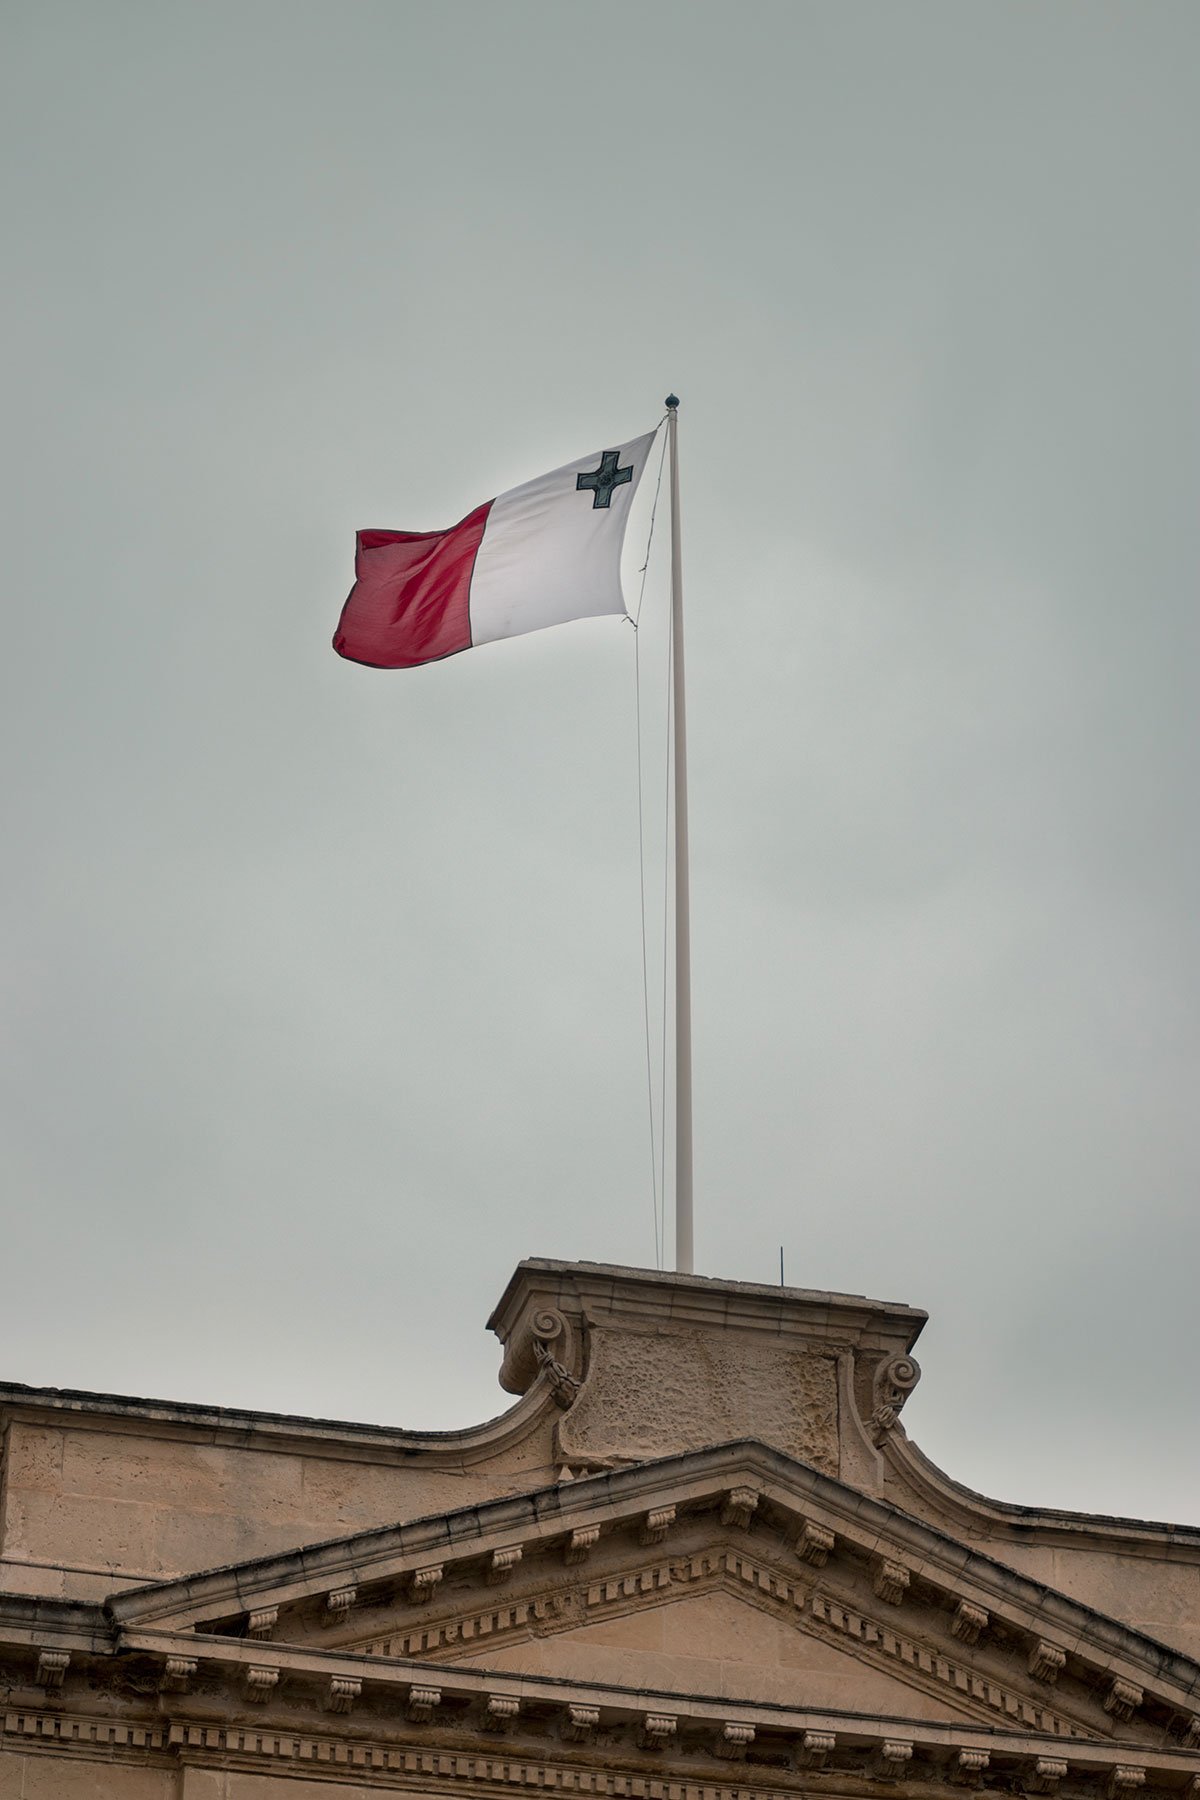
665, 395, 694, 1275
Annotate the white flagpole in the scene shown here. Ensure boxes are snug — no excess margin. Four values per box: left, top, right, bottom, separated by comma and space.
666, 395, 694, 1274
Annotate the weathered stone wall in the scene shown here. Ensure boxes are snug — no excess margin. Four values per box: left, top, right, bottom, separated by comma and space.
966, 1535, 1200, 1662
558, 1328, 840, 1474
0, 1752, 176, 1796
456, 1584, 981, 1717
0, 1412, 560, 1601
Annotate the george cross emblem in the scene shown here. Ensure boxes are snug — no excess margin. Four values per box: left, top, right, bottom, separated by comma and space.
576, 449, 633, 510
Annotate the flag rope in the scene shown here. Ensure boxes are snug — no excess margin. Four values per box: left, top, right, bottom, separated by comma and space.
631, 423, 670, 1267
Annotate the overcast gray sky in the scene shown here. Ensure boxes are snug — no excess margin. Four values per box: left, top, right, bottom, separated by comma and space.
2, 2, 1197, 1525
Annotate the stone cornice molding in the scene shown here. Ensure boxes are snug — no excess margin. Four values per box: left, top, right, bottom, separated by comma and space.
0, 1374, 561, 1471
882, 1436, 1200, 1563
488, 1260, 927, 1398
2, 1631, 1197, 1798
99, 1441, 1200, 1724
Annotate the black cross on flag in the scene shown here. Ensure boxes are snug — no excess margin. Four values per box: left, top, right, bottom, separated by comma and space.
576, 449, 634, 509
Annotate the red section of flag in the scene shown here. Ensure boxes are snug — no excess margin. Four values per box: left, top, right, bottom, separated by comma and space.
332, 502, 491, 669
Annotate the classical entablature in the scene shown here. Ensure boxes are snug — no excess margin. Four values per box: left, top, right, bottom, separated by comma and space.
1, 1260, 1198, 1797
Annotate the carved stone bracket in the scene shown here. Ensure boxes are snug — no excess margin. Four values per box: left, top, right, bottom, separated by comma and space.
1108, 1770, 1146, 1800
245, 1666, 279, 1703
796, 1519, 834, 1567
407, 1684, 441, 1723
408, 1565, 444, 1604
563, 1705, 599, 1743
325, 1586, 357, 1625
954, 1749, 990, 1786
160, 1656, 197, 1694
797, 1731, 835, 1770
488, 1547, 523, 1585
720, 1487, 759, 1529
1032, 1760, 1069, 1793
565, 1525, 600, 1563
951, 1599, 989, 1644
1104, 1678, 1144, 1723
717, 1723, 755, 1760
1181, 1716, 1200, 1751
877, 1740, 914, 1778
638, 1714, 677, 1750
35, 1649, 69, 1689
247, 1605, 278, 1640
326, 1677, 361, 1715
873, 1557, 910, 1605
640, 1506, 676, 1546
485, 1696, 521, 1732
1029, 1640, 1067, 1684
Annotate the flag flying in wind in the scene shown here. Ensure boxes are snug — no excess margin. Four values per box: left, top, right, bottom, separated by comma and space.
333, 430, 656, 669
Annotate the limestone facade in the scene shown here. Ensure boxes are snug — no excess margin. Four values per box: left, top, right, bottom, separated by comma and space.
1, 1259, 1197, 1798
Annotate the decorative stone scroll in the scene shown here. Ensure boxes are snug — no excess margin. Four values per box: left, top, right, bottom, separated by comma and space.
721, 1487, 759, 1529
797, 1731, 835, 1769
1031, 1759, 1069, 1793
565, 1525, 600, 1563
1104, 1678, 1144, 1722
640, 1505, 676, 1545
160, 1656, 197, 1694
485, 1696, 520, 1732
716, 1723, 755, 1760
873, 1557, 910, 1605
951, 1599, 989, 1644
247, 1605, 278, 1640
878, 1740, 914, 1777
1108, 1770, 1146, 1799
326, 1677, 361, 1715
407, 1684, 441, 1723
796, 1519, 835, 1566
408, 1564, 444, 1603
638, 1714, 677, 1750
488, 1547, 523, 1584
954, 1749, 990, 1786
35, 1649, 69, 1689
1182, 1716, 1200, 1750
245, 1666, 279, 1703
562, 1705, 599, 1743
871, 1354, 922, 1433
325, 1585, 357, 1624
1029, 1640, 1067, 1684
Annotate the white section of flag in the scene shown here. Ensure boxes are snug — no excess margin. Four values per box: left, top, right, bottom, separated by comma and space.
469, 431, 656, 647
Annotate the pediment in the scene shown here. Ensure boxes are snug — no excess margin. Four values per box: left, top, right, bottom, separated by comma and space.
108, 1441, 1200, 1756
446, 1582, 1017, 1726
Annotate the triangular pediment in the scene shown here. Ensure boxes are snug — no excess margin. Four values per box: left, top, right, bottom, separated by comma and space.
447, 1582, 1012, 1726
107, 1441, 1200, 1755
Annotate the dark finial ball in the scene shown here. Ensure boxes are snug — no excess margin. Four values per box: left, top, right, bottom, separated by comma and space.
665, 393, 680, 409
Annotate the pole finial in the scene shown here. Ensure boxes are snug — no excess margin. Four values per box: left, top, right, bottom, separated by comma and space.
665, 393, 680, 410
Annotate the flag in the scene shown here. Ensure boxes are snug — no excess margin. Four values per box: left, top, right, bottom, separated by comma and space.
333, 431, 657, 669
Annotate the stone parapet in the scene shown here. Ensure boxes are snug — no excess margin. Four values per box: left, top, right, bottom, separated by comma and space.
488, 1258, 926, 1480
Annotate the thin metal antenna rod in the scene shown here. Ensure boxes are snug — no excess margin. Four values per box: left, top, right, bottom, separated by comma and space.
666, 395, 693, 1274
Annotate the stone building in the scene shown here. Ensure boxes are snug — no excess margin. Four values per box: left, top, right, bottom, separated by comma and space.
1, 1258, 1197, 1799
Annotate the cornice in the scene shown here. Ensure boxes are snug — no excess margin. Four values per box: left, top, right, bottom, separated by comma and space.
2, 1631, 1197, 1799
488, 1260, 926, 1387
882, 1437, 1200, 1563
0, 1372, 558, 1469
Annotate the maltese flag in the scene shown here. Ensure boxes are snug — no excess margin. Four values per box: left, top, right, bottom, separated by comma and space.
333, 430, 657, 669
